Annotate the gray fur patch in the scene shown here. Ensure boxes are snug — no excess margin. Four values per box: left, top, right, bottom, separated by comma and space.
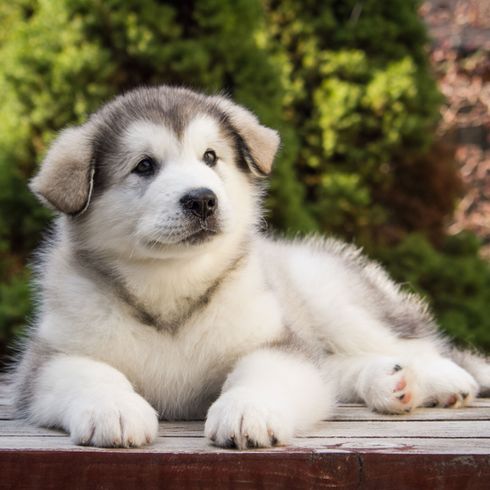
11, 340, 58, 418
308, 237, 440, 340
266, 326, 325, 367
74, 247, 248, 334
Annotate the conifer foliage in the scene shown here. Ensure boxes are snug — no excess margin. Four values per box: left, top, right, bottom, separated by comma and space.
0, 1, 488, 357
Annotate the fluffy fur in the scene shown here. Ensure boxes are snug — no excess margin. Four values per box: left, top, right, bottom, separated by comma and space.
11, 86, 490, 449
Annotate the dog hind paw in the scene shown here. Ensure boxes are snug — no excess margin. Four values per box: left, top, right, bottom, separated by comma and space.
358, 358, 418, 414
416, 358, 478, 409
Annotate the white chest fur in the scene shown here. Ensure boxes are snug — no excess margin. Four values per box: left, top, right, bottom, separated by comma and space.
39, 251, 285, 418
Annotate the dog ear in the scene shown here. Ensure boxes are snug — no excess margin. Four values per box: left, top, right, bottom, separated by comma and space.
212, 97, 280, 176
29, 124, 94, 215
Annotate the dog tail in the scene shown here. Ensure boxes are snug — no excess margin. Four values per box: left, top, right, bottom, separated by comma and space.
448, 346, 490, 396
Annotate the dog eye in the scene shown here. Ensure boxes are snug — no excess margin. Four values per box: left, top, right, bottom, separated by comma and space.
132, 158, 155, 177
203, 149, 217, 167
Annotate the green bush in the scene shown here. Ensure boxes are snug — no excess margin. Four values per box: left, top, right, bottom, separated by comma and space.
264, 0, 449, 241
376, 233, 490, 351
0, 0, 489, 355
0, 0, 313, 358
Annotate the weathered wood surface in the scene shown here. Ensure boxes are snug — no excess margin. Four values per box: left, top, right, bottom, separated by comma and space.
0, 380, 489, 489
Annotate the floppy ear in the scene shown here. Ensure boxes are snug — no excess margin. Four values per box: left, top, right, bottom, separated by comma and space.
29, 124, 94, 215
212, 97, 280, 176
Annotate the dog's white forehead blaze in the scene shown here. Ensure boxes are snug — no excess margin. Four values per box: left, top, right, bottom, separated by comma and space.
182, 115, 229, 157
124, 116, 230, 164
124, 121, 179, 160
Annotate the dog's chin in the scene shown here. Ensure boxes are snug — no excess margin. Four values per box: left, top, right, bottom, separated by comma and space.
179, 227, 219, 245
144, 225, 221, 252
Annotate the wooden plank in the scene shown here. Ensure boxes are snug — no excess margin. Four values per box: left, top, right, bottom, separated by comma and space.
331, 405, 490, 421
358, 453, 490, 490
298, 420, 490, 439
1, 448, 488, 490
0, 434, 489, 455
1, 419, 489, 439
1, 450, 362, 490
0, 374, 489, 489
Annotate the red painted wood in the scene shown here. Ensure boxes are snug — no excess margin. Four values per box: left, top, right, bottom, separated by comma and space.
0, 449, 489, 490
360, 453, 490, 490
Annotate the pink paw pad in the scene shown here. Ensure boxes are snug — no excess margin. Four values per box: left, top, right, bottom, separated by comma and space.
397, 391, 412, 404
444, 394, 459, 407
391, 367, 413, 409
394, 378, 407, 392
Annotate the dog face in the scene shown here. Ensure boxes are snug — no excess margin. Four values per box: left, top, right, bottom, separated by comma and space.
30, 87, 280, 259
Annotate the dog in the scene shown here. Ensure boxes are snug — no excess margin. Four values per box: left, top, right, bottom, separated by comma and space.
11, 86, 490, 449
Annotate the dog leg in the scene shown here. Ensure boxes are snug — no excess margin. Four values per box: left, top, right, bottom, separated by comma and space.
448, 347, 490, 396
322, 353, 479, 414
26, 355, 158, 447
322, 354, 419, 414
411, 357, 479, 408
204, 349, 334, 449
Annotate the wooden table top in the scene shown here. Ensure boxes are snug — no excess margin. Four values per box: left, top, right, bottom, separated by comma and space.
1, 380, 489, 489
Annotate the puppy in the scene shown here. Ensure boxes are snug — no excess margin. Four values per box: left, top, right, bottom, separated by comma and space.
11, 86, 490, 449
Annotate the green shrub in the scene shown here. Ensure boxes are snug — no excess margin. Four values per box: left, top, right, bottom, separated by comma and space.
0, 0, 488, 355
375, 233, 490, 351
264, 0, 450, 241
0, 0, 313, 354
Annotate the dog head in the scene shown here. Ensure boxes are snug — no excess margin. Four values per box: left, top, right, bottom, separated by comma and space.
30, 87, 280, 259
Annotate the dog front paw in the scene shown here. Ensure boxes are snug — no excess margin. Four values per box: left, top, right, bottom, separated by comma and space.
205, 388, 292, 449
69, 390, 158, 448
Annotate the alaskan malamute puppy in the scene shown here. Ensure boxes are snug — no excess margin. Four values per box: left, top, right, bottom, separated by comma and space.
12, 86, 489, 449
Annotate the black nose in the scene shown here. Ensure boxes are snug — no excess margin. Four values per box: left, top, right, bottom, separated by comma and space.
180, 188, 218, 220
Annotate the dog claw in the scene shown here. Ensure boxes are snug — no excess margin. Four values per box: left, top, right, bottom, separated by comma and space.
246, 436, 258, 449
225, 436, 236, 449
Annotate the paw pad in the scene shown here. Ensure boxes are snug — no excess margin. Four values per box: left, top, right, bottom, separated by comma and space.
394, 378, 407, 391
360, 359, 417, 414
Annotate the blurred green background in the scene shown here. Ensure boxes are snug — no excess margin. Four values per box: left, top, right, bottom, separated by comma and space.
1, 0, 489, 363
